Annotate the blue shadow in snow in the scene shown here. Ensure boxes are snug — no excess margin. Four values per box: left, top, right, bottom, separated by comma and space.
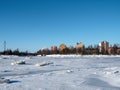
9, 80, 21, 84
83, 77, 120, 90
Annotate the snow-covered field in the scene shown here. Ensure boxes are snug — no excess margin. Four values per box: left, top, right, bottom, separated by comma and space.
0, 55, 120, 90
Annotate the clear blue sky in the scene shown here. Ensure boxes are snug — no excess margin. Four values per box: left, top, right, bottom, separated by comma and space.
0, 0, 120, 52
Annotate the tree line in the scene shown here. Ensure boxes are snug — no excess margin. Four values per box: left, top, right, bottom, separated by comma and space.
0, 49, 35, 56
1, 42, 120, 56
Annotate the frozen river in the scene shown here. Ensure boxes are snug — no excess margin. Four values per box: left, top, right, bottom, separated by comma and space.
0, 55, 120, 90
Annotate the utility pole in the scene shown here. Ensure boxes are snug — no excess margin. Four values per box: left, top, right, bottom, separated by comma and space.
4, 41, 6, 52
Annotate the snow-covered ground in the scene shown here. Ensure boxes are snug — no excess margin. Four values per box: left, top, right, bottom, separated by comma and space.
0, 55, 120, 90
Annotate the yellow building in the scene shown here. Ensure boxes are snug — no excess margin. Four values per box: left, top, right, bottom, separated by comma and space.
76, 42, 85, 54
